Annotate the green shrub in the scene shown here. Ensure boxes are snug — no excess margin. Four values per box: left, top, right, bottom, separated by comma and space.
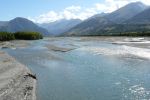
0, 32, 15, 41
0, 31, 43, 41
14, 32, 43, 40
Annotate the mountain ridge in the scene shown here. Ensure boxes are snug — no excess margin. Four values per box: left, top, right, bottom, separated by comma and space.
125, 7, 150, 24
0, 17, 50, 36
105, 2, 147, 23
39, 19, 82, 36
64, 2, 149, 36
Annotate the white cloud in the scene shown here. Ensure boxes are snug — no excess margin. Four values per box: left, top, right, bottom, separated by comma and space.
65, 6, 81, 12
29, 0, 150, 23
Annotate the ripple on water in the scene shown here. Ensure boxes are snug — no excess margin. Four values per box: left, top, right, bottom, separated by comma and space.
128, 85, 150, 99
4, 38, 150, 100
80, 45, 150, 60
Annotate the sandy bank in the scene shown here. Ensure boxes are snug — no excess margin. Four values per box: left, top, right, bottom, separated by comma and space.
79, 36, 150, 49
0, 51, 36, 100
0, 40, 31, 50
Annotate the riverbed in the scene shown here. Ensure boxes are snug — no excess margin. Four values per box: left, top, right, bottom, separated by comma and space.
4, 37, 150, 100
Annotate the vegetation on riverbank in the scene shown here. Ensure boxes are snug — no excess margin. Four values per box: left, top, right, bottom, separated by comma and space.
114, 31, 150, 37
0, 32, 43, 41
14, 32, 43, 40
75, 31, 150, 37
0, 32, 15, 41
96, 31, 150, 37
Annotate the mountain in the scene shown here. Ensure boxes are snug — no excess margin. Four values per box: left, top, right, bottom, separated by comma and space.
64, 2, 148, 36
0, 17, 50, 36
105, 2, 147, 23
40, 19, 82, 36
64, 17, 115, 36
90, 12, 108, 19
126, 7, 150, 24
0, 21, 8, 27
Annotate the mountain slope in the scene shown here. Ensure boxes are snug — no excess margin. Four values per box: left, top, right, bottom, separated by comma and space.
64, 17, 115, 36
126, 7, 150, 24
0, 17, 50, 36
105, 2, 147, 23
40, 19, 82, 36
65, 2, 147, 36
0, 21, 8, 27
89, 13, 108, 19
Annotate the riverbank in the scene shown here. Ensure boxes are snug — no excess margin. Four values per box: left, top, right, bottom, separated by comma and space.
0, 43, 36, 100
79, 36, 150, 49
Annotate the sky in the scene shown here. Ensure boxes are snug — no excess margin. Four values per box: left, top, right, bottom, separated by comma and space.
0, 0, 150, 23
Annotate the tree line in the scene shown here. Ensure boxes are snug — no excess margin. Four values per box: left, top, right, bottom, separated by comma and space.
0, 32, 43, 41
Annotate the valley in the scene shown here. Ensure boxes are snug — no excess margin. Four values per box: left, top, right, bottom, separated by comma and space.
1, 1, 150, 100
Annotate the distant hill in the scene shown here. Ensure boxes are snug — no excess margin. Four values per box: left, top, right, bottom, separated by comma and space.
0, 17, 50, 36
39, 19, 82, 36
64, 2, 148, 36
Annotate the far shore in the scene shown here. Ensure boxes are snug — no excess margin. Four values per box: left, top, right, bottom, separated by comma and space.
77, 36, 150, 49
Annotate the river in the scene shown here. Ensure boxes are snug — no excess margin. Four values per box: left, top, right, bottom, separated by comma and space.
5, 37, 150, 100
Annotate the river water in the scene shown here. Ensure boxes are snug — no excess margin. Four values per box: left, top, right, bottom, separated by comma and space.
5, 37, 150, 100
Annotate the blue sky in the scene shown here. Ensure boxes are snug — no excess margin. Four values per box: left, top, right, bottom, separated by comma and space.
0, 0, 148, 23
0, 0, 102, 21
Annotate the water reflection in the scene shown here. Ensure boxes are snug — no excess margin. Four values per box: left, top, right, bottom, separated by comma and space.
5, 38, 150, 100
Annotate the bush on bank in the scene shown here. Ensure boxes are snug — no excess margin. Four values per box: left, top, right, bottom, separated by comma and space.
0, 32, 15, 41
14, 32, 43, 40
0, 32, 43, 41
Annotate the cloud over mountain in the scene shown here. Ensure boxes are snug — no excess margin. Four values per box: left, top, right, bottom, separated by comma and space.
29, 0, 150, 23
